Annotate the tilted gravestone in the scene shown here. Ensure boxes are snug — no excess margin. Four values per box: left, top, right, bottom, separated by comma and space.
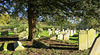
14, 41, 25, 51
50, 35, 56, 40
88, 29, 96, 48
90, 37, 100, 55
79, 30, 88, 50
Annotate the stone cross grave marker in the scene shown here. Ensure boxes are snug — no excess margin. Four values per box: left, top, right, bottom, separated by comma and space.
88, 29, 96, 48
90, 37, 100, 55
14, 41, 25, 51
79, 30, 88, 50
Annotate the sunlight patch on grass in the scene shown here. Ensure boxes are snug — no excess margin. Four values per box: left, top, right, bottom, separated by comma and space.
39, 30, 50, 37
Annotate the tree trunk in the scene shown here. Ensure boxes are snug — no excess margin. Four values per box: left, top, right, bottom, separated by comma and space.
28, 0, 37, 41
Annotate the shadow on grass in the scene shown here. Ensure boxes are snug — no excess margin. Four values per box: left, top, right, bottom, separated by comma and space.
69, 38, 78, 41
0, 38, 19, 41
32, 40, 78, 50
72, 34, 79, 37
0, 43, 4, 51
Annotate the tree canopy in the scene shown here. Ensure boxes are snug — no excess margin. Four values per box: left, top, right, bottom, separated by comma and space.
0, 0, 99, 40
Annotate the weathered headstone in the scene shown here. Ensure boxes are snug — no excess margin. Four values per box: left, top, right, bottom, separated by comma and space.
70, 30, 73, 36
50, 35, 56, 40
64, 31, 69, 40
14, 28, 17, 35
67, 28, 70, 33
90, 37, 100, 55
14, 41, 25, 51
8, 29, 11, 32
79, 30, 88, 50
86, 29, 89, 31
26, 28, 28, 31
48, 31, 52, 36
62, 29, 65, 35
55, 30, 59, 35
88, 29, 96, 48
74, 30, 76, 34
58, 34, 63, 40
18, 31, 28, 40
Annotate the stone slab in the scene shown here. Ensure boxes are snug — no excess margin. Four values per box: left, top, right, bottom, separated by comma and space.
88, 29, 96, 48
79, 30, 88, 50
90, 37, 100, 55
14, 41, 25, 51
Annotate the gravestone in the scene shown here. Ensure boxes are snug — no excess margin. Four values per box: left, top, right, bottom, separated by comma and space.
18, 31, 28, 40
48, 29, 51, 32
26, 28, 28, 31
14, 41, 25, 51
90, 37, 100, 55
50, 35, 56, 40
86, 29, 89, 31
70, 30, 73, 36
88, 29, 96, 48
48, 29, 52, 35
48, 31, 52, 36
14, 28, 17, 35
74, 30, 76, 34
62, 29, 65, 35
58, 34, 63, 40
8, 29, 11, 32
55, 30, 59, 35
79, 30, 88, 50
64, 31, 69, 40
67, 28, 70, 33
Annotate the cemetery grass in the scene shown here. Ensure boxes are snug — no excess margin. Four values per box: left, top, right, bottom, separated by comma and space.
0, 39, 90, 55
0, 31, 90, 55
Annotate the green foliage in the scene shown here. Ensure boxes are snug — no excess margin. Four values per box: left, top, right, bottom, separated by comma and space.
4, 51, 12, 54
13, 51, 21, 55
39, 30, 50, 37
0, 14, 10, 25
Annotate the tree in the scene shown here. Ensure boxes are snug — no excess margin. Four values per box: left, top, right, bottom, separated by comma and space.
0, 0, 99, 41
0, 14, 10, 25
